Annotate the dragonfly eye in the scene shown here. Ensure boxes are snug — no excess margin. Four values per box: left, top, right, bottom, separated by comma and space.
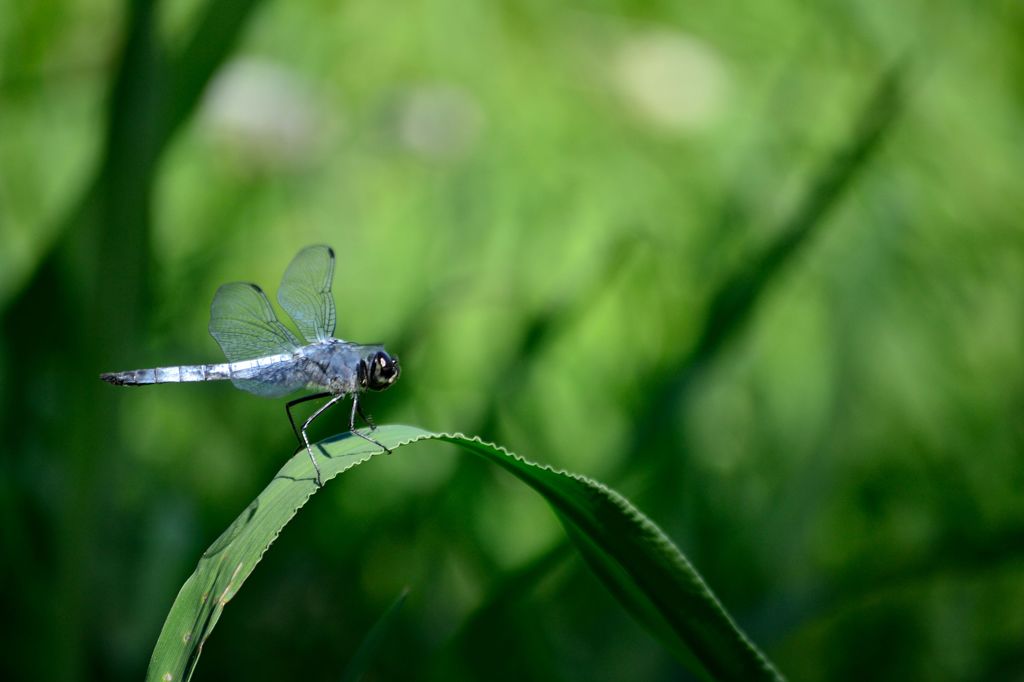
366, 351, 400, 391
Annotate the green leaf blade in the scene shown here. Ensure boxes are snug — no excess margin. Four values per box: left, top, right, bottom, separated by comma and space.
146, 425, 430, 682
435, 434, 783, 681
147, 426, 782, 682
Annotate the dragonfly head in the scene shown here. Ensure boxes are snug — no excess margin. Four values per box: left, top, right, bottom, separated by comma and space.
362, 350, 400, 391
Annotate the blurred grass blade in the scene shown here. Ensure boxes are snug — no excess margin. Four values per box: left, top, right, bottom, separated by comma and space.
686, 62, 906, 372
147, 425, 782, 682
165, 0, 267, 142
339, 587, 409, 682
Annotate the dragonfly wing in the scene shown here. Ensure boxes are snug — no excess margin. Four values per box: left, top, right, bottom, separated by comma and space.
227, 356, 310, 398
277, 245, 337, 343
210, 282, 302, 360
209, 282, 306, 396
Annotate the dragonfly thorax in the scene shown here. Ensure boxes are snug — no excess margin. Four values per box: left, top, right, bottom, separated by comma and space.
300, 341, 400, 395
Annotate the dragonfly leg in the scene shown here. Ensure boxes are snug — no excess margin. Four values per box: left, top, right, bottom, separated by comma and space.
286, 392, 332, 448
355, 400, 376, 431
350, 393, 391, 454
301, 393, 345, 487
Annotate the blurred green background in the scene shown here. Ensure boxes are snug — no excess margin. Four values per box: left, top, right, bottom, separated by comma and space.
2, 1, 1023, 680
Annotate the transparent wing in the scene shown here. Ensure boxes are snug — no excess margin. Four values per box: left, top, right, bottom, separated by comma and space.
209, 283, 307, 397
224, 356, 309, 398
277, 245, 337, 343
209, 282, 301, 362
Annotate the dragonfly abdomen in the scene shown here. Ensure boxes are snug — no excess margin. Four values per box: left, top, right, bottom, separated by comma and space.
100, 363, 232, 386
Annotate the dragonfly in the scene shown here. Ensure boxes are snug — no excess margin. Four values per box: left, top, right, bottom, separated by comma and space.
100, 245, 400, 487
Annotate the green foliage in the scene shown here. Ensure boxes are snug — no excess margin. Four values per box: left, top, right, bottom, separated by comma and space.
339, 587, 409, 682
148, 426, 781, 682
4, 1, 1024, 680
